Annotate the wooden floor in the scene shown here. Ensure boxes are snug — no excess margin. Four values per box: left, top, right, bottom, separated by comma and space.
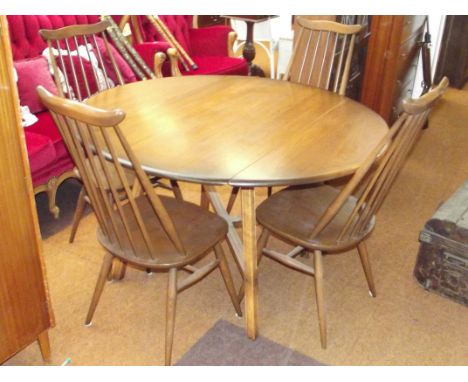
4, 87, 468, 366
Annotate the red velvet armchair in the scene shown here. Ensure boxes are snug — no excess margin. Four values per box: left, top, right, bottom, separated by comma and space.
7, 15, 100, 217
130, 16, 248, 77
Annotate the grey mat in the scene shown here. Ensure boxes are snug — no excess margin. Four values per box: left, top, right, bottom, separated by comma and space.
176, 320, 325, 366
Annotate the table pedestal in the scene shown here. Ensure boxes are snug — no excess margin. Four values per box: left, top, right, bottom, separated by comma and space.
243, 21, 265, 77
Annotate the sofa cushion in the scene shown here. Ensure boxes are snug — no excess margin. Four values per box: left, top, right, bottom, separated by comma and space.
31, 156, 75, 188
14, 56, 58, 113
8, 15, 101, 60
24, 131, 56, 174
184, 56, 248, 76
27, 111, 70, 161
94, 36, 137, 84
134, 41, 171, 70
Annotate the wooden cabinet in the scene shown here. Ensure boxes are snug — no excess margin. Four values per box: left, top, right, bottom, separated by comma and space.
0, 15, 52, 364
361, 16, 426, 123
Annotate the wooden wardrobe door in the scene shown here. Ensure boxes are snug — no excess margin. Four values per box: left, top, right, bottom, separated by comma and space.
0, 15, 52, 364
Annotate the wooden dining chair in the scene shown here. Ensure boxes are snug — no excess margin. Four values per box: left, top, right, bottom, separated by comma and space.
283, 17, 362, 94
253, 78, 448, 349
40, 20, 180, 244
225, 18, 363, 214
37, 86, 242, 365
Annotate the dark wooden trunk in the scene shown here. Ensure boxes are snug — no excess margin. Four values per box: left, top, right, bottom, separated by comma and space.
414, 181, 468, 306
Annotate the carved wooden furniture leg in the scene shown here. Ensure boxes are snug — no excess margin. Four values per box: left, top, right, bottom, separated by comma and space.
37, 330, 51, 362
241, 187, 258, 339
45, 177, 60, 219
357, 241, 377, 297
85, 253, 114, 326
34, 169, 78, 219
165, 268, 178, 366
314, 250, 326, 349
243, 20, 265, 77
69, 188, 87, 243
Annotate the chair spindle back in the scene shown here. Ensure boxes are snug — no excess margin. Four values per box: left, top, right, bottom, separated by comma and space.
309, 77, 449, 242
284, 18, 362, 95
40, 20, 125, 101
37, 87, 186, 259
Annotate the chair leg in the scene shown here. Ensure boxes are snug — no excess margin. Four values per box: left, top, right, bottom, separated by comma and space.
357, 241, 377, 297
200, 185, 210, 210
165, 268, 178, 366
170, 180, 183, 200
109, 258, 127, 281
267, 186, 272, 197
314, 250, 327, 349
214, 243, 243, 317
226, 186, 239, 213
85, 253, 114, 326
256, 228, 271, 265
69, 188, 87, 243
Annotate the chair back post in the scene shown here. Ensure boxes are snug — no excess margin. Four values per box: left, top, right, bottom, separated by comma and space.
309, 77, 449, 242
37, 87, 187, 257
284, 17, 362, 95
40, 20, 125, 101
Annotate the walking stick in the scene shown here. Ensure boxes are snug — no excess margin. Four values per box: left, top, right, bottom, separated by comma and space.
147, 15, 198, 71
101, 15, 155, 80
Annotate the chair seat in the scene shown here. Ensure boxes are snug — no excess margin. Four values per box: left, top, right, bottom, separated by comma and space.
97, 195, 228, 269
256, 184, 375, 251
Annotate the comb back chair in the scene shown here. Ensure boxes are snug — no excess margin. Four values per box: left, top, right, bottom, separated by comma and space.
37, 87, 242, 365
254, 78, 449, 349
40, 20, 179, 246
284, 17, 362, 94
225, 18, 363, 214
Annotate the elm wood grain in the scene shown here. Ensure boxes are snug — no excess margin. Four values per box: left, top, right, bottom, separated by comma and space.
38, 87, 242, 365
86, 76, 387, 186
0, 16, 52, 364
84, 75, 388, 340
255, 78, 448, 348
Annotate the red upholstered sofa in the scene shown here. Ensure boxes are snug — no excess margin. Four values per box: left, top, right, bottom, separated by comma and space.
130, 16, 248, 77
7, 15, 102, 218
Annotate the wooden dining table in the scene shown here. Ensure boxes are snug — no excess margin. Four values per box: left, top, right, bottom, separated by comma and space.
86, 75, 388, 340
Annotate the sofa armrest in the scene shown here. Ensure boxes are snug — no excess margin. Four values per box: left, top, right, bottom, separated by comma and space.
189, 26, 235, 57
133, 42, 171, 75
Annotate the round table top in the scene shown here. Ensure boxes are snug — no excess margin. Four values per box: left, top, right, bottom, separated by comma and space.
86, 75, 388, 187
